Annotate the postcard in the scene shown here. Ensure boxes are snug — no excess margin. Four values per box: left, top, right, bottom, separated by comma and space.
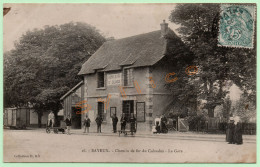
3, 3, 257, 163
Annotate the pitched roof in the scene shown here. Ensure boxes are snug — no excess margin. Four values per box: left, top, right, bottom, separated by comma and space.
60, 81, 83, 100
78, 29, 179, 75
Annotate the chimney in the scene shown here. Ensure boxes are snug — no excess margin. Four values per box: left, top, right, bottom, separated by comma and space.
160, 20, 168, 37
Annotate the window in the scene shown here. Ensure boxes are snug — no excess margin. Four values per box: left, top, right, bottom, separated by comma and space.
123, 68, 133, 86
97, 72, 105, 88
98, 102, 106, 121
123, 100, 134, 122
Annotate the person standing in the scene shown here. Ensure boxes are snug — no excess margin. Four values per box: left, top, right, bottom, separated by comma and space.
48, 111, 55, 128
129, 113, 136, 135
154, 115, 161, 133
227, 117, 235, 144
120, 114, 127, 132
65, 115, 72, 135
95, 115, 103, 133
83, 115, 91, 133
160, 114, 168, 133
111, 114, 118, 133
234, 116, 243, 145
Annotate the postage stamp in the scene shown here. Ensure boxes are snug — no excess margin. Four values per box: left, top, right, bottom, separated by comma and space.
218, 4, 255, 48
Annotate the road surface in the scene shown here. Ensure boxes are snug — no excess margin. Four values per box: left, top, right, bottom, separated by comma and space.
3, 129, 256, 163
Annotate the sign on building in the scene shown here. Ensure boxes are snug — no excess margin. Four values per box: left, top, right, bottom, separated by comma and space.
107, 73, 121, 86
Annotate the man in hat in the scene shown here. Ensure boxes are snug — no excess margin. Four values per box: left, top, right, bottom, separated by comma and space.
111, 114, 118, 133
129, 113, 136, 135
120, 114, 127, 132
95, 115, 103, 133
83, 115, 91, 133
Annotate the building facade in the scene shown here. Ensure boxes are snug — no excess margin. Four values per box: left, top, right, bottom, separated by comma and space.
78, 21, 190, 131
60, 81, 84, 129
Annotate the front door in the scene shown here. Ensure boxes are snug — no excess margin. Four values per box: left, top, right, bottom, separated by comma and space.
98, 102, 106, 121
123, 100, 134, 122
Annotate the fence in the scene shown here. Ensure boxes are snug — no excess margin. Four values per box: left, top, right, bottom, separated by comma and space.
188, 118, 256, 135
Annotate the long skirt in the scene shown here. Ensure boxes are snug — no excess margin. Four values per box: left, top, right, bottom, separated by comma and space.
234, 124, 243, 144
227, 128, 235, 143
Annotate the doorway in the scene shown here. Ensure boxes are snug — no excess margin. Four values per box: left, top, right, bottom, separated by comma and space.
122, 100, 134, 122
71, 107, 82, 129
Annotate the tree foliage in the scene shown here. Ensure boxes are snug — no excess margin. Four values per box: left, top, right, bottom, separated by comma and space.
4, 22, 106, 126
231, 94, 256, 122
169, 4, 256, 116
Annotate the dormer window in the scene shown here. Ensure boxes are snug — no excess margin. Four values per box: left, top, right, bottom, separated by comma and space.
97, 72, 105, 88
123, 68, 133, 86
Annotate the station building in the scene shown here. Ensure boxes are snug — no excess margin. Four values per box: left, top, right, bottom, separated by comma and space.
75, 21, 190, 131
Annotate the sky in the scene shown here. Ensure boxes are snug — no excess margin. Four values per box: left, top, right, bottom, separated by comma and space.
3, 3, 177, 52
3, 3, 242, 101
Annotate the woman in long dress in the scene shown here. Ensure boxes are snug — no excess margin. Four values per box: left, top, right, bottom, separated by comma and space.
226, 117, 235, 144
234, 116, 243, 145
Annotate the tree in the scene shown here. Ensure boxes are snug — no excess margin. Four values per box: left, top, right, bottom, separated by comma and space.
232, 94, 256, 122
4, 22, 106, 127
169, 4, 256, 117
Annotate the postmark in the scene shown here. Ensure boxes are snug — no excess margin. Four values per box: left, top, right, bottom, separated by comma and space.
218, 4, 255, 48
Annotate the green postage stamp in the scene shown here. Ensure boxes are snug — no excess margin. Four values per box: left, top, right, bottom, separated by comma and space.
218, 4, 255, 48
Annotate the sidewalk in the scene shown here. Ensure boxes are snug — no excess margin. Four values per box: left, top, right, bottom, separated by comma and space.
70, 129, 256, 143
25, 124, 256, 143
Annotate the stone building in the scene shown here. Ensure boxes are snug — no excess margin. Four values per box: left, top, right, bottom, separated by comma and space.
78, 21, 190, 131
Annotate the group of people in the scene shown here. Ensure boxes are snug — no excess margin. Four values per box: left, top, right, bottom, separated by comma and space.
117, 113, 136, 134
54, 113, 136, 135
153, 114, 168, 134
47, 111, 145, 135
48, 111, 73, 135
96, 113, 136, 134
48, 111, 243, 144
226, 116, 243, 145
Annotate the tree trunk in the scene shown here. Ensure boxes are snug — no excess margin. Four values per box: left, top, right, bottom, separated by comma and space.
208, 80, 215, 117
203, 78, 208, 96
208, 107, 215, 117
54, 111, 58, 127
218, 79, 223, 97
38, 113, 42, 128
